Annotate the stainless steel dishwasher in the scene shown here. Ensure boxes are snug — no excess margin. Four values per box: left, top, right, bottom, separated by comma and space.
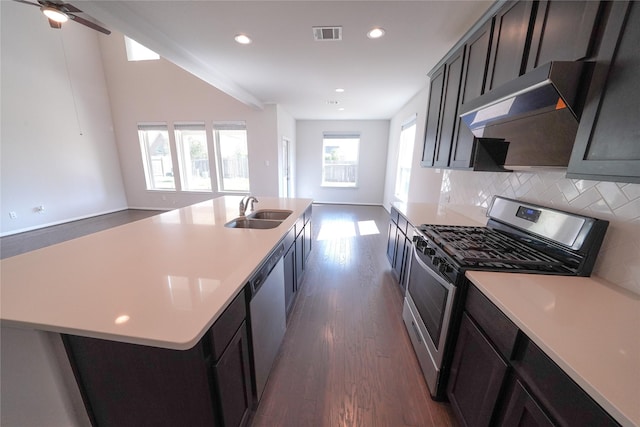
249, 243, 286, 401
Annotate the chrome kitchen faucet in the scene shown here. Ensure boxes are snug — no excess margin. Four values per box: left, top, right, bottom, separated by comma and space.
239, 195, 259, 216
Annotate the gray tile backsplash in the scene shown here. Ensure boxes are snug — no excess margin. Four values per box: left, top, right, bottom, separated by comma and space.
440, 169, 640, 295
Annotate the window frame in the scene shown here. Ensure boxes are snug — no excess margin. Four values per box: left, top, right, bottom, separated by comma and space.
138, 123, 177, 191
213, 122, 251, 193
174, 122, 212, 192
394, 116, 417, 201
321, 133, 361, 188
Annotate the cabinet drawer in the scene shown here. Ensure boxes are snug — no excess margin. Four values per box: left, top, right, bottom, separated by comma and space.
512, 338, 619, 426
295, 217, 304, 237
390, 206, 400, 224
465, 284, 519, 360
208, 288, 247, 361
283, 227, 295, 251
304, 205, 312, 224
397, 214, 408, 235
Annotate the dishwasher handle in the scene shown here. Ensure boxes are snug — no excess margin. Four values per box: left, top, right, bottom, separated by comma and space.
251, 243, 285, 295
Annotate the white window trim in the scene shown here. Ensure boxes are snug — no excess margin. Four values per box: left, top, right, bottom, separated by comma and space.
213, 122, 250, 193
321, 133, 360, 188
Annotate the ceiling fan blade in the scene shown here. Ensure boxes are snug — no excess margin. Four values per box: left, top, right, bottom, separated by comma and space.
12, 0, 41, 7
68, 14, 111, 35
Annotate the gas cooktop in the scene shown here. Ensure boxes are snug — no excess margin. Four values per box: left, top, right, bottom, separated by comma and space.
416, 197, 609, 276
419, 225, 564, 269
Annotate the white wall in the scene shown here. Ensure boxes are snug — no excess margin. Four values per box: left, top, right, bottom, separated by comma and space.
296, 120, 389, 204
98, 31, 281, 209
0, 2, 127, 236
276, 105, 297, 197
382, 86, 444, 210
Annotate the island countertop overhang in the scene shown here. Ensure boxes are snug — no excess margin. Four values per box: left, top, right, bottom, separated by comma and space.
0, 196, 313, 350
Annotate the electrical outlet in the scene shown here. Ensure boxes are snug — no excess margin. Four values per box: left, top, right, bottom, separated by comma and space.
34, 205, 45, 214
9, 211, 17, 219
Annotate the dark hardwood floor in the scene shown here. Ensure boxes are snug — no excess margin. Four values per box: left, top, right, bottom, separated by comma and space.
0, 203, 457, 426
0, 209, 164, 259
253, 204, 457, 427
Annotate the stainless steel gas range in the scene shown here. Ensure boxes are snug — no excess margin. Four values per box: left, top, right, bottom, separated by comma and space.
402, 196, 609, 400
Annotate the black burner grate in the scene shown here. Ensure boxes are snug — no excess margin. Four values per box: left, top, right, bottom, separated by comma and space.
419, 225, 563, 269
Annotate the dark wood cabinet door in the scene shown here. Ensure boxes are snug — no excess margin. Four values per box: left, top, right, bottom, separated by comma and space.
303, 220, 312, 263
399, 228, 414, 292
447, 313, 509, 427
500, 380, 554, 427
434, 47, 466, 167
295, 231, 304, 286
386, 221, 398, 264
213, 322, 252, 427
451, 20, 494, 168
486, 1, 535, 91
392, 228, 405, 279
567, 1, 640, 183
526, 0, 602, 71
283, 244, 296, 316
421, 64, 446, 166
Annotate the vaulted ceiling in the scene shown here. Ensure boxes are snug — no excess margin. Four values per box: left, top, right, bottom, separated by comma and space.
78, 1, 493, 120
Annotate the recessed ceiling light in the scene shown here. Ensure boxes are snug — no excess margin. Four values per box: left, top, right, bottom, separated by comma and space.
338, 107, 345, 111
234, 34, 252, 45
367, 27, 385, 39
335, 88, 345, 93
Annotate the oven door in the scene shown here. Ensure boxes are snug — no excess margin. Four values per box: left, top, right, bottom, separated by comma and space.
403, 242, 456, 397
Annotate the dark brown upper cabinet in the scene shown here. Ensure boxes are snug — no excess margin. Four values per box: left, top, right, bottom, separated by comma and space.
526, 0, 602, 71
486, 1, 535, 92
421, 64, 446, 166
567, 1, 640, 184
422, 48, 465, 167
450, 20, 495, 169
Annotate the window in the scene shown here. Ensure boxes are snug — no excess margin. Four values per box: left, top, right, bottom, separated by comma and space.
174, 123, 211, 191
138, 124, 175, 190
322, 134, 360, 187
213, 123, 250, 192
394, 117, 416, 201
124, 36, 160, 61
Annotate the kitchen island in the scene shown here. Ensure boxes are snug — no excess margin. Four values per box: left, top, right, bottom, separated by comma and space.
1, 196, 312, 348
1, 196, 312, 426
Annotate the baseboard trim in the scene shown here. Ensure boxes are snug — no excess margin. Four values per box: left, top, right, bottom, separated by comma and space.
0, 206, 155, 237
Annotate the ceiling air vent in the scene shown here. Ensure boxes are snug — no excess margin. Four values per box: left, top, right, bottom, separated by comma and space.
313, 26, 342, 41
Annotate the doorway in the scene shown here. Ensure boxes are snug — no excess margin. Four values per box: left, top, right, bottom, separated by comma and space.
281, 137, 294, 198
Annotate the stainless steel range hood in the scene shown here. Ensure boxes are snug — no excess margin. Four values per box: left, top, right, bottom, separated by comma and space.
460, 61, 592, 170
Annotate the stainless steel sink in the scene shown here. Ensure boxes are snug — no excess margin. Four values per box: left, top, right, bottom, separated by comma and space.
247, 209, 292, 220
224, 217, 282, 229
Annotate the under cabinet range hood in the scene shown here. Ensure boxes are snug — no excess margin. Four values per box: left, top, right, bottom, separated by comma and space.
460, 61, 593, 170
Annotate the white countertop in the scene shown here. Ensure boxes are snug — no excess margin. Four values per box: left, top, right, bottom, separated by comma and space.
392, 201, 484, 227
0, 196, 312, 350
466, 271, 640, 427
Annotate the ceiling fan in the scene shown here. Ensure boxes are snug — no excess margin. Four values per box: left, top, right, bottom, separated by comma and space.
13, 0, 111, 34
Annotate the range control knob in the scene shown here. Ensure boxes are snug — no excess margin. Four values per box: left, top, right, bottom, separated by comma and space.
438, 262, 453, 274
433, 257, 442, 267
423, 246, 436, 256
